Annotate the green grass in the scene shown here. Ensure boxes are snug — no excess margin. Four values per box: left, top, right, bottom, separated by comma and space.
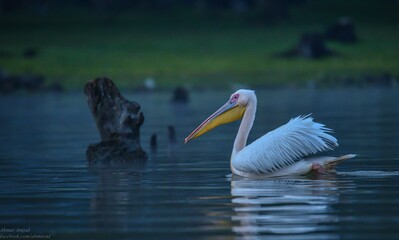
0, 1, 398, 89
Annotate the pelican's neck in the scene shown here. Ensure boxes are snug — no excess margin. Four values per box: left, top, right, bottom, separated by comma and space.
231, 96, 256, 161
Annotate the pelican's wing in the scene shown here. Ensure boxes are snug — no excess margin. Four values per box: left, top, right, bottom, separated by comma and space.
232, 115, 338, 175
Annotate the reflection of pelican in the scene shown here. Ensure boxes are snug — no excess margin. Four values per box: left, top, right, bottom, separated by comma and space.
230, 175, 345, 237
185, 89, 355, 177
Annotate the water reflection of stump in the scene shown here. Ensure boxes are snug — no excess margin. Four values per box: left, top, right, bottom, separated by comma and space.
84, 77, 147, 164
89, 169, 145, 230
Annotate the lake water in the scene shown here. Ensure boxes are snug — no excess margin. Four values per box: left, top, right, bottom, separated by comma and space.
0, 88, 398, 239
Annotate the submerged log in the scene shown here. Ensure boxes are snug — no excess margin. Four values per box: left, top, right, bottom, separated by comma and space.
84, 77, 147, 164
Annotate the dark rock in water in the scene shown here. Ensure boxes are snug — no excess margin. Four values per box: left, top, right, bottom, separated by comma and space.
324, 17, 358, 43
84, 77, 147, 164
23, 48, 38, 58
150, 133, 157, 153
171, 86, 189, 103
277, 32, 335, 59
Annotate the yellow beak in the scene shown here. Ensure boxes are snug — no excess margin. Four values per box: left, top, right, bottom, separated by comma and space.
184, 100, 246, 143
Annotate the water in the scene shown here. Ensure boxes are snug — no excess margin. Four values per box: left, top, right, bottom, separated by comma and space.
0, 88, 398, 239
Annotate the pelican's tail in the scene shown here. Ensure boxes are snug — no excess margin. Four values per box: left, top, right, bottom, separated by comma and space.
307, 154, 357, 171
324, 154, 357, 170
322, 154, 356, 171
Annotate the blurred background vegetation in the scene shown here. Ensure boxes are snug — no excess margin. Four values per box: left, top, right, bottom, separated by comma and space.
0, 0, 398, 90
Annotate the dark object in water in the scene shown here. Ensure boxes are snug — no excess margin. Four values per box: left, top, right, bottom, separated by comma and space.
324, 17, 358, 43
276, 32, 335, 59
168, 125, 177, 145
150, 133, 157, 153
171, 86, 189, 103
84, 77, 147, 164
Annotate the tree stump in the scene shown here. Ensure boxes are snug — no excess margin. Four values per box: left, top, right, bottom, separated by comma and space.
84, 77, 147, 164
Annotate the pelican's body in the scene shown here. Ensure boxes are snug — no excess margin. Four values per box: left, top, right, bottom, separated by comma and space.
185, 89, 355, 177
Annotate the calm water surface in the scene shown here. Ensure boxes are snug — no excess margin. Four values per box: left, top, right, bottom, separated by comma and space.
0, 89, 398, 239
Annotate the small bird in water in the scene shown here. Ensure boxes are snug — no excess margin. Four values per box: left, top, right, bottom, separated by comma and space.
185, 89, 355, 177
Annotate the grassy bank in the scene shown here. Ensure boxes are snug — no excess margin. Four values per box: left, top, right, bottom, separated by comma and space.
0, 1, 398, 89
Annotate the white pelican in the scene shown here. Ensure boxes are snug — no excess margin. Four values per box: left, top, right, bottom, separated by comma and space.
185, 89, 355, 177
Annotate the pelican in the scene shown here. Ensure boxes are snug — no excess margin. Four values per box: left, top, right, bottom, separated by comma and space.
185, 89, 355, 177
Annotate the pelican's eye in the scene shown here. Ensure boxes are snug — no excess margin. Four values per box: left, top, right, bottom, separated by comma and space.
231, 94, 239, 102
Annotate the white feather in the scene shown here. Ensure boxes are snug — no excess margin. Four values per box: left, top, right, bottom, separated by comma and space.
232, 115, 338, 175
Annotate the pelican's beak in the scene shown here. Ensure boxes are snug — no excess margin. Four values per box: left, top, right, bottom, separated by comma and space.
184, 100, 246, 143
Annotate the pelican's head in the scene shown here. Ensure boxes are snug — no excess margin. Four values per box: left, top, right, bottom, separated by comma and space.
184, 89, 255, 143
